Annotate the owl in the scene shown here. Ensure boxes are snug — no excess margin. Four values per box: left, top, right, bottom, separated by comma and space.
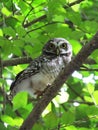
10, 38, 72, 99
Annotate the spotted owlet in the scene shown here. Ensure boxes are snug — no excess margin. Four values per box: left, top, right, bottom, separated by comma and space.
10, 38, 72, 99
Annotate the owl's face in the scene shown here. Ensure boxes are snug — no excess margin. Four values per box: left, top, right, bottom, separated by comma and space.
42, 38, 72, 57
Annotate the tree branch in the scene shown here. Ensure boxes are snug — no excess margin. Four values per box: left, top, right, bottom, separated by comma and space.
67, 83, 85, 101
2, 57, 96, 68
2, 57, 32, 67
23, 14, 47, 28
26, 21, 64, 34
23, 0, 85, 28
80, 68, 98, 71
68, 100, 94, 105
1, 56, 97, 69
63, 0, 84, 9
19, 32, 98, 130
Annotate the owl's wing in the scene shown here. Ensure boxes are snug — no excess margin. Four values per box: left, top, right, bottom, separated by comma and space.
10, 57, 43, 91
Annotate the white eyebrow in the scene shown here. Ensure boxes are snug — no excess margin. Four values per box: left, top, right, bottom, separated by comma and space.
50, 40, 69, 46
58, 41, 66, 45
50, 41, 57, 46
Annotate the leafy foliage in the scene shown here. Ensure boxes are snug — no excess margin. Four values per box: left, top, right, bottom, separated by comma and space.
0, 0, 98, 130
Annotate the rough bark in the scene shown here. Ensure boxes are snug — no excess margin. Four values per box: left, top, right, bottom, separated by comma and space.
2, 57, 32, 67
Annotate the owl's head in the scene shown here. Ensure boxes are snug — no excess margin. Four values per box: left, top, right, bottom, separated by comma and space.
42, 38, 72, 58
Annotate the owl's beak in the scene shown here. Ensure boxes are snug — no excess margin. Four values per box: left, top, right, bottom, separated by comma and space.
56, 48, 60, 55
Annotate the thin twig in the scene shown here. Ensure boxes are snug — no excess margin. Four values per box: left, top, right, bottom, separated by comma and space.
68, 100, 94, 105
26, 21, 64, 35
23, 0, 85, 28
22, 7, 34, 27
63, 0, 84, 9
23, 14, 47, 28
22, 2, 45, 27
80, 68, 98, 71
67, 83, 85, 101
50, 115, 98, 130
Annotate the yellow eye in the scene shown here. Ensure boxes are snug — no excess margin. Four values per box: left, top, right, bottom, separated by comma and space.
61, 43, 67, 48
49, 43, 55, 49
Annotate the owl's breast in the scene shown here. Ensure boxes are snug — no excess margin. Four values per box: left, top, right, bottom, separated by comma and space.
40, 57, 65, 82
30, 57, 65, 95
11, 57, 66, 98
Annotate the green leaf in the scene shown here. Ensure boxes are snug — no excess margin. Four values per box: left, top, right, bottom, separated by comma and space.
6, 17, 19, 28
61, 111, 75, 125
24, 45, 34, 55
24, 42, 42, 58
47, 0, 66, 21
69, 40, 82, 54
13, 117, 23, 127
4, 104, 16, 117
18, 1, 29, 13
66, 11, 82, 26
16, 26, 26, 37
12, 45, 22, 56
93, 91, 98, 104
86, 83, 95, 94
80, 21, 98, 33
13, 39, 24, 48
65, 125, 77, 130
70, 30, 84, 40
12, 65, 24, 75
86, 105, 98, 116
44, 112, 58, 128
14, 15, 24, 22
0, 29, 3, 36
3, 27, 16, 37
1, 7, 11, 17
33, 123, 44, 130
12, 92, 28, 110
76, 105, 87, 120
0, 122, 7, 130
91, 50, 98, 63
75, 104, 96, 121
1, 115, 15, 126
1, 115, 23, 127
18, 103, 33, 119
1, 39, 13, 57
0, 78, 7, 85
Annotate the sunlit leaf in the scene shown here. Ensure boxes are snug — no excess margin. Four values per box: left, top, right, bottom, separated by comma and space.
1, 7, 11, 17
93, 91, 98, 105
13, 117, 23, 126
69, 40, 82, 54
0, 29, 3, 36
65, 125, 77, 130
1, 115, 15, 126
1, 115, 23, 127
12, 92, 28, 111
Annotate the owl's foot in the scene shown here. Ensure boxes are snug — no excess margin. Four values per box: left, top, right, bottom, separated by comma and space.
35, 90, 44, 98
35, 84, 51, 98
